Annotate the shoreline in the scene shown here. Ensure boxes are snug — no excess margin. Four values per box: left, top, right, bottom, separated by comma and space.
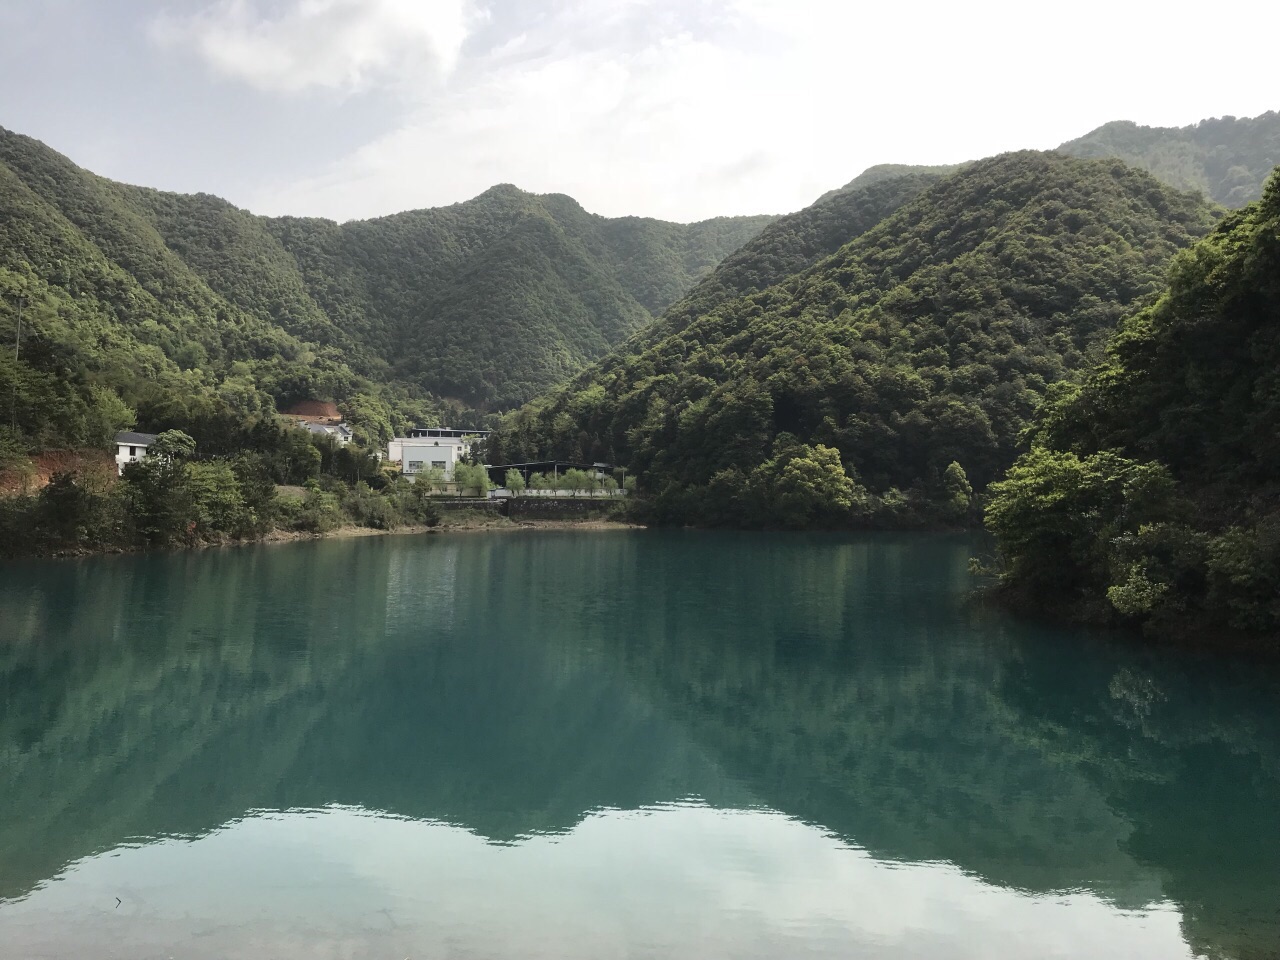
4, 516, 646, 562
258, 516, 644, 545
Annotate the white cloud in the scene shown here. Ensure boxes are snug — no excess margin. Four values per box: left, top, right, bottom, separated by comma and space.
215, 0, 1280, 221
150, 0, 480, 95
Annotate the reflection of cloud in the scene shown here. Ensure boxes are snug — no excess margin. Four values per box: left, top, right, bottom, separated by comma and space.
149, 0, 480, 94
0, 805, 1192, 959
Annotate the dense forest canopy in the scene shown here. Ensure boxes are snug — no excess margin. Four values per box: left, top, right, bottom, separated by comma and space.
489, 152, 1221, 528
0, 125, 774, 460
1059, 112, 1280, 207
651, 170, 947, 340
986, 169, 1280, 646
260, 186, 772, 407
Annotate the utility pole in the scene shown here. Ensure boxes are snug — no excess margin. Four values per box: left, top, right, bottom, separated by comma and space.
11, 296, 24, 434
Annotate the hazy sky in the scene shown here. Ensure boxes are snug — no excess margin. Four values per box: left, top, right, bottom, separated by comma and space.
1, 0, 1276, 223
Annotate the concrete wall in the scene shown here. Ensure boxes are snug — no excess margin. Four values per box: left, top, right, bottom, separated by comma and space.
507, 497, 626, 521
433, 499, 505, 517
396, 439, 467, 480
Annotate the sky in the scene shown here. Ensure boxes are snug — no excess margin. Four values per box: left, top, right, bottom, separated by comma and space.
0, 0, 1276, 223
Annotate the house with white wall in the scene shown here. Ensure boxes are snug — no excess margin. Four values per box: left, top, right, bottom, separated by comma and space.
114, 431, 158, 475
387, 427, 489, 481
297, 420, 353, 445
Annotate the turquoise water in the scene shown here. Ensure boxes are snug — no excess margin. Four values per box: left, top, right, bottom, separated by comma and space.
1, 530, 1277, 959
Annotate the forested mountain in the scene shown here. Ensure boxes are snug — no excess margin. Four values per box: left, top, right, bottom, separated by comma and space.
814, 163, 965, 203
488, 153, 1221, 527
986, 170, 1280, 646
0, 127, 773, 460
654, 170, 945, 338
1059, 112, 1280, 207
0, 131, 381, 460
260, 187, 771, 407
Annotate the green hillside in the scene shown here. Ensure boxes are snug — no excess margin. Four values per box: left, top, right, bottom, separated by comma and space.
0, 131, 381, 459
0, 127, 774, 459
489, 153, 1220, 528
814, 162, 966, 203
259, 186, 773, 407
985, 170, 1280, 646
655, 170, 945, 338
1059, 112, 1280, 207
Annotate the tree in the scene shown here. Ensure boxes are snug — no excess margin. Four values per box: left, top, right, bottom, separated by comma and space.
187, 462, 248, 538
941, 461, 973, 522
122, 454, 196, 545
560, 468, 588, 494
149, 429, 197, 461
770, 444, 862, 529
454, 463, 490, 497
505, 468, 526, 495
985, 448, 1175, 600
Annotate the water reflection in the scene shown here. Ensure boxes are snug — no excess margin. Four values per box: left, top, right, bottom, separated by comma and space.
1, 532, 1278, 958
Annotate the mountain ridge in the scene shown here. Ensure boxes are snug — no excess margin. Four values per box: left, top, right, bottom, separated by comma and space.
0, 125, 776, 453
488, 151, 1223, 528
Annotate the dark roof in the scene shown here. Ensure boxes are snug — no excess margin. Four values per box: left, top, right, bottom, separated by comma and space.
300, 421, 351, 435
408, 426, 491, 437
115, 431, 158, 446
487, 461, 613, 472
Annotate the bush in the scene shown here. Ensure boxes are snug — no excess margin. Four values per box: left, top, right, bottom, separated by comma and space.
294, 481, 344, 533
387, 478, 441, 526
343, 481, 396, 530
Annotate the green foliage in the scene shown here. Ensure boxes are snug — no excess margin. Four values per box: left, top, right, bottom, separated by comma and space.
0, 126, 773, 452
33, 471, 124, 547
987, 169, 1280, 644
492, 153, 1219, 528
1060, 111, 1280, 207
504, 468, 526, 494
985, 449, 1176, 602
453, 462, 491, 497
187, 461, 248, 538
768, 443, 864, 528
265, 186, 771, 409
122, 454, 196, 546
383, 478, 442, 527
342, 481, 397, 530
814, 163, 967, 201
295, 481, 344, 534
941, 461, 973, 521
653, 171, 944, 339
149, 429, 196, 460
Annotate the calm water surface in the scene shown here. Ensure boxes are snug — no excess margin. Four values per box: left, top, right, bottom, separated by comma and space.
1, 531, 1278, 959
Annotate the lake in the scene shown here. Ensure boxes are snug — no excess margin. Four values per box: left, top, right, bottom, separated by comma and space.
1, 530, 1277, 960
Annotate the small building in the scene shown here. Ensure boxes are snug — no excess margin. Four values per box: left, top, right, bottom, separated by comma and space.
387, 427, 489, 481
298, 420, 353, 445
281, 401, 353, 446
114, 431, 158, 475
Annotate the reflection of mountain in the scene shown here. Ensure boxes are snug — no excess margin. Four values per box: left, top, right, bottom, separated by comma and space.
993, 642, 1280, 960
2, 533, 1279, 958
0, 539, 746, 902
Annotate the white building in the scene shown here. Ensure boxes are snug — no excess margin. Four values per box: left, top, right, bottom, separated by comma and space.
114, 431, 158, 475
387, 427, 488, 481
297, 420, 353, 444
